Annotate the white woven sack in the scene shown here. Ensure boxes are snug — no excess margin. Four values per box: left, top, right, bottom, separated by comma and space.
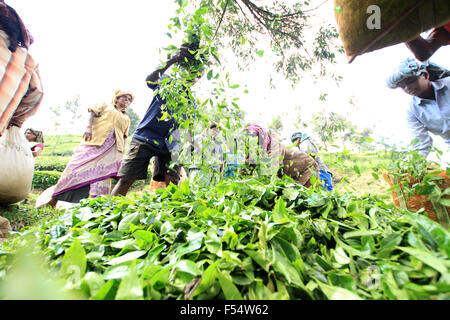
0, 126, 35, 204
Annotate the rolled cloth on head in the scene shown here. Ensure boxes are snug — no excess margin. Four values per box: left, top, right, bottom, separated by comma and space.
242, 124, 272, 151
386, 58, 450, 89
112, 90, 134, 106
291, 132, 311, 143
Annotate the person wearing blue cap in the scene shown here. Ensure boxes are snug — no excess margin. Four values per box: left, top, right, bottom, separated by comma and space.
290, 132, 334, 191
387, 58, 450, 159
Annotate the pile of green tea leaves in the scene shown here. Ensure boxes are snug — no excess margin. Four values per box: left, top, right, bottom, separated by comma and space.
0, 176, 449, 300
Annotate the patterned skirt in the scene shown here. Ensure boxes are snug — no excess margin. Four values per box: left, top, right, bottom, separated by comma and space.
52, 131, 122, 202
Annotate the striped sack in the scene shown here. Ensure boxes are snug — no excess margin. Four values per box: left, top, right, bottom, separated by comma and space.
0, 30, 43, 136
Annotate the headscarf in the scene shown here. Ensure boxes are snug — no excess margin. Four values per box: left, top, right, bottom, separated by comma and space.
242, 123, 272, 151
26, 128, 44, 143
386, 58, 450, 89
112, 90, 134, 108
0, 1, 33, 49
291, 132, 311, 143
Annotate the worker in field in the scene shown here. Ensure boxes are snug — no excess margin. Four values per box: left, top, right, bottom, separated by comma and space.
223, 136, 244, 179
37, 90, 134, 208
241, 124, 319, 187
386, 58, 450, 162
24, 128, 44, 157
0, 1, 43, 207
405, 22, 450, 62
290, 132, 333, 191
188, 121, 224, 187
0, 0, 43, 136
111, 42, 204, 197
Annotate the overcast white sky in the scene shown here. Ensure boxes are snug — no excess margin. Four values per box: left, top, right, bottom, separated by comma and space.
9, 0, 450, 150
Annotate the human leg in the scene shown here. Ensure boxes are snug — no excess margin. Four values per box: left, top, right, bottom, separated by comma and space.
154, 154, 181, 186
112, 138, 159, 196
111, 177, 136, 196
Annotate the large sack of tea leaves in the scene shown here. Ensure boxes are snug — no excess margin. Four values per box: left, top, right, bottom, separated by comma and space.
0, 126, 35, 204
334, 0, 450, 62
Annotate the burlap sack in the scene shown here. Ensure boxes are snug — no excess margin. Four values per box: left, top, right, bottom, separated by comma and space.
334, 0, 450, 62
383, 170, 450, 225
0, 216, 11, 243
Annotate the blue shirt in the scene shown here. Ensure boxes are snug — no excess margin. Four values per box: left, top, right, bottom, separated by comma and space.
407, 77, 450, 157
133, 75, 185, 151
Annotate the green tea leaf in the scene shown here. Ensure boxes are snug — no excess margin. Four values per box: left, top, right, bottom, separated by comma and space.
107, 251, 146, 266
399, 247, 448, 274
116, 261, 143, 300
438, 198, 450, 207
317, 282, 363, 300
343, 230, 381, 239
175, 260, 201, 277
60, 239, 87, 279
217, 272, 243, 300
273, 198, 288, 222
118, 212, 141, 232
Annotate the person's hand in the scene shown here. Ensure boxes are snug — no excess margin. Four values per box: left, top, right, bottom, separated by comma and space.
83, 127, 93, 141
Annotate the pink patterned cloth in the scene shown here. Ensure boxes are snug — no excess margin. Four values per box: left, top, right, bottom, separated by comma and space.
52, 131, 122, 198
242, 124, 273, 151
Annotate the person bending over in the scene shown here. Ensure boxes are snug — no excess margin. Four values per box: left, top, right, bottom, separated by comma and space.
242, 124, 319, 187
291, 132, 333, 191
387, 58, 449, 160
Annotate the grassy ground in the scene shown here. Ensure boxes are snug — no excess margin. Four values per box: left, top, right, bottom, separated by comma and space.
322, 152, 393, 200
0, 191, 65, 232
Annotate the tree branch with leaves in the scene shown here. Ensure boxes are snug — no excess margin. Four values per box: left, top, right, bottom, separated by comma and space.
181, 0, 343, 83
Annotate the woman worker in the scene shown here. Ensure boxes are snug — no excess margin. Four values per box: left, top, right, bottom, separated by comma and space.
242, 124, 319, 187
42, 90, 134, 207
25, 128, 44, 157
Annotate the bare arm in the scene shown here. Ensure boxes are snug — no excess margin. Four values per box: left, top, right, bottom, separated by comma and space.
32, 145, 43, 157
83, 111, 96, 141
146, 46, 194, 84
405, 26, 450, 61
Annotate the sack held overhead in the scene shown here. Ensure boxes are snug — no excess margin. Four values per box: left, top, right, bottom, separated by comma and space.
334, 0, 450, 62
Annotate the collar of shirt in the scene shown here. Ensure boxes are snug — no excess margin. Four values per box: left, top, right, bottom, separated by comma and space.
414, 79, 447, 106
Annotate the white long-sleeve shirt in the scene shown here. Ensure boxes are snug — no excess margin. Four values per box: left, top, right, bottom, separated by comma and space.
407, 77, 450, 157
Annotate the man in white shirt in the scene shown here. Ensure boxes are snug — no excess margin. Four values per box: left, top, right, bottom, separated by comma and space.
387, 58, 450, 162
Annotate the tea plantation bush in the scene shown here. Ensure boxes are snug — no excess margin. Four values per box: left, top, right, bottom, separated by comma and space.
32, 171, 61, 189
35, 156, 70, 172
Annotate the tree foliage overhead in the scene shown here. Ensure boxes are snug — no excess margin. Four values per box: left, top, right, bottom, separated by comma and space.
151, 0, 344, 155
172, 0, 344, 84
311, 111, 354, 148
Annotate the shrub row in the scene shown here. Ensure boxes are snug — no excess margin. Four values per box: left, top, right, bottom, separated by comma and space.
35, 156, 70, 172
32, 171, 61, 189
